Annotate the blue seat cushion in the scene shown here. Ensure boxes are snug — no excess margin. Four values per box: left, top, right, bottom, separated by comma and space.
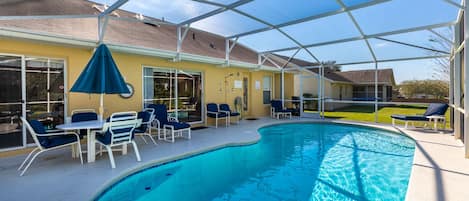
72, 112, 98, 136
96, 127, 135, 145
71, 112, 98, 122
28, 120, 50, 145
134, 127, 147, 133
207, 103, 219, 113
230, 112, 240, 116
277, 109, 293, 113
148, 104, 170, 125
207, 112, 228, 118
423, 103, 449, 116
164, 122, 191, 130
391, 115, 428, 121
41, 134, 78, 149
135, 111, 151, 132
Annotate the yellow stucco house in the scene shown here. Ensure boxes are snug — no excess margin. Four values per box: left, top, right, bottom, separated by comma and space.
0, 0, 293, 151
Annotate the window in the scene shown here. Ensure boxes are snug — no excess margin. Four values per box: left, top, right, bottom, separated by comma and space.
0, 55, 65, 150
263, 76, 272, 104
143, 67, 203, 123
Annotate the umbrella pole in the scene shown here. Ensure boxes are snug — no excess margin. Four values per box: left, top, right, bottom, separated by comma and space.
99, 94, 104, 121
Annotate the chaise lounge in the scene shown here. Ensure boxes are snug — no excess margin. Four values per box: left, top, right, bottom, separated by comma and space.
391, 103, 449, 129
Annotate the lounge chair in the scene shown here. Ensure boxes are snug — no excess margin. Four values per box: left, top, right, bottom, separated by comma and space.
219, 104, 240, 124
93, 111, 141, 168
134, 108, 157, 145
150, 104, 191, 143
18, 117, 83, 176
391, 103, 449, 129
206, 103, 228, 128
270, 100, 292, 119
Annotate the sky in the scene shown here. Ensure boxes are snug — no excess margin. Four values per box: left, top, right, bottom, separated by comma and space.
92, 0, 460, 84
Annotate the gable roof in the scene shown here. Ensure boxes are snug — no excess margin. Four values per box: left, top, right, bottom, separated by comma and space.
270, 54, 395, 86
307, 68, 395, 86
0, 0, 278, 68
334, 69, 396, 85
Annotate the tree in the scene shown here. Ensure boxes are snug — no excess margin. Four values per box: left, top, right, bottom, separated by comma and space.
398, 79, 449, 99
321, 61, 342, 72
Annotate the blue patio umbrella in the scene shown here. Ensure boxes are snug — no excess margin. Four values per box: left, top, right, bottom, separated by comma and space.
70, 44, 129, 118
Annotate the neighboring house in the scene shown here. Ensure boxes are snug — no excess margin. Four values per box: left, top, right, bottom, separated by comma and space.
267, 55, 396, 110
330, 69, 396, 102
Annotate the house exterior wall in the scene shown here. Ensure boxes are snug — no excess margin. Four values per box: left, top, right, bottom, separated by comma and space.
330, 83, 354, 100
292, 72, 333, 98
0, 38, 275, 119
274, 73, 295, 107
352, 84, 392, 101
292, 73, 355, 110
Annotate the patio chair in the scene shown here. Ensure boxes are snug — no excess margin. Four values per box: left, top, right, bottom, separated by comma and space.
219, 104, 240, 124
270, 100, 292, 119
206, 103, 228, 128
71, 109, 98, 137
18, 117, 83, 176
93, 111, 141, 168
134, 108, 157, 145
391, 103, 449, 129
150, 104, 191, 143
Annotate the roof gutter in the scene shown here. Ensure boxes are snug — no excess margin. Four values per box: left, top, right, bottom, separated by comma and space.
0, 26, 280, 72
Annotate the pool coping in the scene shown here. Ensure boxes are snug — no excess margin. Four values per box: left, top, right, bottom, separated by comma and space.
92, 119, 416, 200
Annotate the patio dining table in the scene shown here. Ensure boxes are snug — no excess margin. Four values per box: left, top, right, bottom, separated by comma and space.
56, 120, 112, 163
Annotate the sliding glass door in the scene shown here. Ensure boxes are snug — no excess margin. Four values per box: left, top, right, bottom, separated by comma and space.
0, 55, 23, 149
0, 55, 65, 150
25, 57, 65, 144
143, 67, 202, 123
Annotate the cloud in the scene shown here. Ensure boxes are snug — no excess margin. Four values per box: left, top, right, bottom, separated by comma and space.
375, 42, 389, 48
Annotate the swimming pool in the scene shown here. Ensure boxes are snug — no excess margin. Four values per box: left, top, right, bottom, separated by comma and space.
96, 123, 415, 201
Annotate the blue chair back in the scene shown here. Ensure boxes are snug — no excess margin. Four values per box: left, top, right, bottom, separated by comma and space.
148, 104, 169, 126
219, 104, 231, 112
423, 103, 449, 116
271, 100, 282, 112
22, 119, 49, 148
71, 112, 98, 122
137, 111, 152, 131
207, 103, 218, 113
101, 112, 139, 145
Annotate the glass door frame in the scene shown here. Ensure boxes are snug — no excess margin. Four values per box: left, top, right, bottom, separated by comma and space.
142, 66, 204, 125
0, 53, 68, 152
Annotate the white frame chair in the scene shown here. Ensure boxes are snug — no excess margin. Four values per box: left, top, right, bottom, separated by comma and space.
93, 111, 141, 168
206, 103, 228, 128
271, 107, 292, 119
18, 117, 83, 176
135, 108, 157, 145
219, 104, 240, 125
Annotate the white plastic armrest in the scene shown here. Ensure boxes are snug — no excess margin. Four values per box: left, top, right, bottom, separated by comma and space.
152, 119, 161, 128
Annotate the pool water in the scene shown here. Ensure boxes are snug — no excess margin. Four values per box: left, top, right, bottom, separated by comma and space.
96, 123, 415, 201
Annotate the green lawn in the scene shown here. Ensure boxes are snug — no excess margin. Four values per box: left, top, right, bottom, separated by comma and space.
322, 105, 450, 128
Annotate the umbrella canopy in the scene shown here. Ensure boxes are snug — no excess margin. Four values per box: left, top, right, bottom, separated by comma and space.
70, 44, 129, 94
70, 44, 129, 119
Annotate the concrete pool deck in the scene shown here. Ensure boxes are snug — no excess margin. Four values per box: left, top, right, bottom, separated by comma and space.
0, 118, 467, 201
